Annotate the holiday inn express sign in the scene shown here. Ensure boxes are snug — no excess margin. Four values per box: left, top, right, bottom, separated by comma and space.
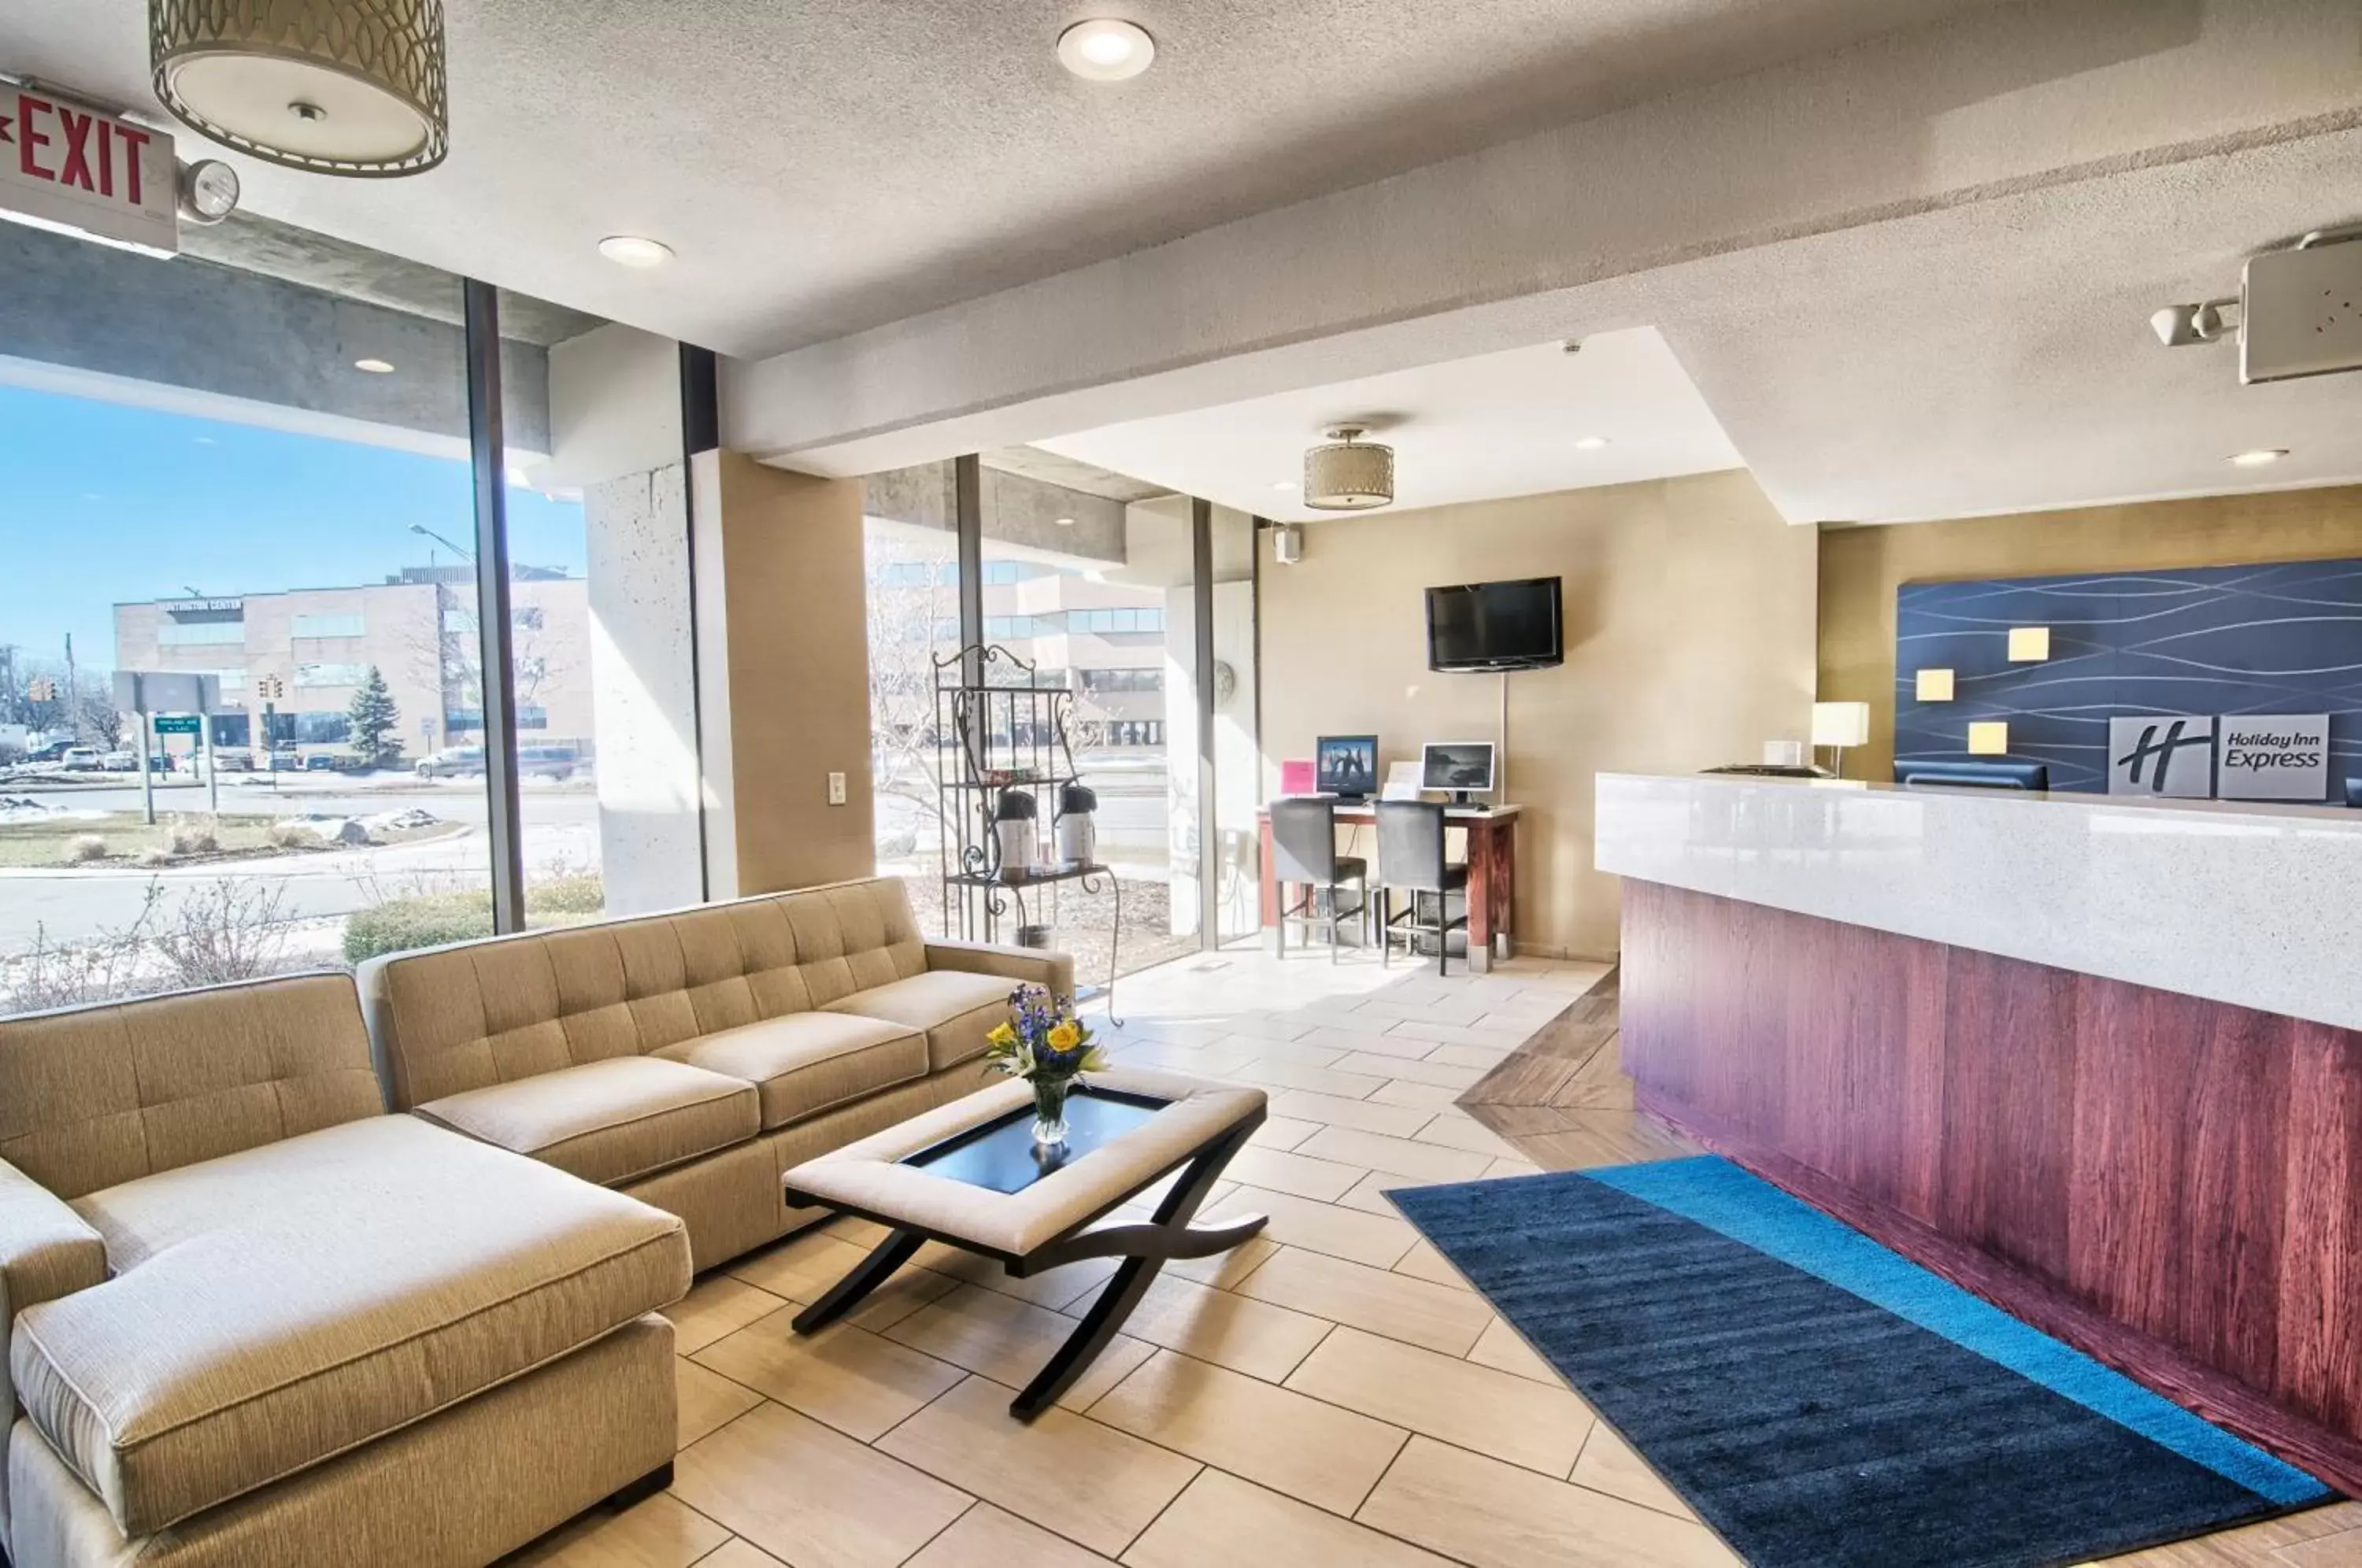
0, 80, 179, 256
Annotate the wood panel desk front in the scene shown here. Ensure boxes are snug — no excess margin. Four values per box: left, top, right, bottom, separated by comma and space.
1255, 801, 1520, 971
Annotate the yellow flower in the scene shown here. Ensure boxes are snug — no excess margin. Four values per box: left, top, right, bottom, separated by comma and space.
987, 1023, 1017, 1047
1046, 1021, 1082, 1051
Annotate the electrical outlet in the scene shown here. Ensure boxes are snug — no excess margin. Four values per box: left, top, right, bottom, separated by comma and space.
827, 771, 846, 806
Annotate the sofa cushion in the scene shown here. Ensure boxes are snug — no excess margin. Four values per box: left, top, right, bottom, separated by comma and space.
653, 1011, 926, 1131
413, 1056, 759, 1186
13, 1115, 688, 1537
821, 970, 1016, 1073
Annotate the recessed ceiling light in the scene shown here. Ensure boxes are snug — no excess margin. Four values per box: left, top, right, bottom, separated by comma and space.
354, 357, 394, 374
598, 235, 675, 269
1272, 479, 1298, 491
1054, 516, 1075, 527
1574, 435, 1611, 451
1058, 19, 1155, 80
2228, 448, 2288, 467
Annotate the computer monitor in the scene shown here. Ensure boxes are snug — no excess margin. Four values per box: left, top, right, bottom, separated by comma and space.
1421, 741, 1496, 805
1315, 735, 1379, 800
1894, 759, 2049, 791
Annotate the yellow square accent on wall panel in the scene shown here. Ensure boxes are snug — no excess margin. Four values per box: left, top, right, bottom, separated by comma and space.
1967, 721, 2010, 756
1916, 668, 1955, 701
2008, 627, 2052, 662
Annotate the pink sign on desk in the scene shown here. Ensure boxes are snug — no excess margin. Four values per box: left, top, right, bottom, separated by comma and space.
1279, 759, 1315, 795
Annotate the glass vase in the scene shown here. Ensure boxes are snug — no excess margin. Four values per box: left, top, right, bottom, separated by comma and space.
1031, 1076, 1072, 1147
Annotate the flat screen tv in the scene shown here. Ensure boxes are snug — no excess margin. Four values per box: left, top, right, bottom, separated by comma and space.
1425, 577, 1564, 672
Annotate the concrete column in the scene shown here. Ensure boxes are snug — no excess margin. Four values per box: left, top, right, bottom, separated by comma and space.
543, 325, 699, 914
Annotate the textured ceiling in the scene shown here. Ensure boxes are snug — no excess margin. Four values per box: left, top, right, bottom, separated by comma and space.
1038, 330, 1742, 520
7, 0, 1996, 357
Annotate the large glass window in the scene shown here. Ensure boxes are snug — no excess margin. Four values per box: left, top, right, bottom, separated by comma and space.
860, 497, 963, 901
0, 215, 634, 1012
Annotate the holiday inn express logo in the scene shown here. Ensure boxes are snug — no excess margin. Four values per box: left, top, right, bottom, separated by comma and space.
2117, 719, 2214, 792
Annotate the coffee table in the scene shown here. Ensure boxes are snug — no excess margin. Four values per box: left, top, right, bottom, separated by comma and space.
779, 1066, 1268, 1418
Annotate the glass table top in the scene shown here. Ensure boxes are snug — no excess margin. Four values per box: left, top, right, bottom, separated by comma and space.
901, 1084, 1172, 1196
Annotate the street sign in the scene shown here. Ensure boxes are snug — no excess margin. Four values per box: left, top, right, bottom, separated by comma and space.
114, 671, 227, 714
153, 714, 202, 735
0, 83, 179, 257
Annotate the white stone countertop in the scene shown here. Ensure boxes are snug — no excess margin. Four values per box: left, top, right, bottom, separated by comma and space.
1594, 771, 2362, 1032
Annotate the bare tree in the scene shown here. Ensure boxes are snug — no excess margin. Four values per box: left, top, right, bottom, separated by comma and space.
865, 532, 961, 848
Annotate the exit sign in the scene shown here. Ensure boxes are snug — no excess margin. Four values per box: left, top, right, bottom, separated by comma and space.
0, 83, 178, 256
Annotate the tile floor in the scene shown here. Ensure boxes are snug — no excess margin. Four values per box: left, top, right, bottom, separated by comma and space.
509, 944, 2362, 1568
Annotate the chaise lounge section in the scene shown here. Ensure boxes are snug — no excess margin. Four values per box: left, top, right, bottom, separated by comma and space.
357, 876, 1072, 1270
0, 974, 690, 1568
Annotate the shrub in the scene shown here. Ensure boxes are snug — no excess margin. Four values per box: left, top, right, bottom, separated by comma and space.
341, 892, 496, 964
339, 874, 609, 964
528, 874, 605, 915
66, 834, 107, 864
166, 818, 221, 856
267, 821, 313, 849
135, 847, 173, 868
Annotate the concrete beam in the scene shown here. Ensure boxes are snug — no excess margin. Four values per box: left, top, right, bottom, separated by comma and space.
0, 217, 551, 458
861, 461, 1129, 564
722, 0, 2362, 475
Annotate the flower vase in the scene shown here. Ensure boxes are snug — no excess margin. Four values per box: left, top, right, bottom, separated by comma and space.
1031, 1077, 1072, 1147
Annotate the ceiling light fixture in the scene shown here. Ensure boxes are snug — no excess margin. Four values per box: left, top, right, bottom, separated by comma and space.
2229, 448, 2289, 467
1054, 516, 1075, 527
354, 357, 394, 374
598, 235, 676, 269
150, 0, 450, 176
1302, 425, 1395, 512
1057, 19, 1156, 81
1574, 435, 1611, 451
1272, 479, 1298, 491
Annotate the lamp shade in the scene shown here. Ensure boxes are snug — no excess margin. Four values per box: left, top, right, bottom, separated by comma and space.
1302, 426, 1394, 511
150, 0, 450, 177
1810, 701, 1871, 748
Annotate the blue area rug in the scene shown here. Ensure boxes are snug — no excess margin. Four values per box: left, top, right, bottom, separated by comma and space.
1390, 1157, 2331, 1568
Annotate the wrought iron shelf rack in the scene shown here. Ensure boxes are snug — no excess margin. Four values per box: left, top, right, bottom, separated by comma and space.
932, 645, 1121, 1021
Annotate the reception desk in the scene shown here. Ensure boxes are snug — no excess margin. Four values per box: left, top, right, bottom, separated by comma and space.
1597, 772, 2362, 1492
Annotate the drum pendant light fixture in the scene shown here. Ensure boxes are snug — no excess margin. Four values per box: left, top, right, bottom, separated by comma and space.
1302, 425, 1395, 511
150, 0, 450, 177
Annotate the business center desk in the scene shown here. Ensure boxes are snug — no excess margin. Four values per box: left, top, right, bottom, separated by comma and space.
1597, 771, 2362, 1490
1257, 801, 1521, 971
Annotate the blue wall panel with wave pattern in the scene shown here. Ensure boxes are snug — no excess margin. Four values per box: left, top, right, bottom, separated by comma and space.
1894, 559, 2362, 794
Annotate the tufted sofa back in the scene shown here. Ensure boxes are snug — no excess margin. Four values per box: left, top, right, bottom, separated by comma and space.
355, 878, 930, 1111
0, 974, 387, 1200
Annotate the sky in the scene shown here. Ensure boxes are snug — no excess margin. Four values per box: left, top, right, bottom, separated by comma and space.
0, 383, 587, 673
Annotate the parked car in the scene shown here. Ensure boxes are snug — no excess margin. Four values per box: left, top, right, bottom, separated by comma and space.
304, 752, 365, 773
100, 751, 137, 772
416, 746, 487, 779
61, 747, 101, 771
267, 749, 303, 772
26, 740, 75, 764
519, 745, 583, 782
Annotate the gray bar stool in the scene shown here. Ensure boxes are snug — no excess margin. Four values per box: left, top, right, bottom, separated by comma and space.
1268, 798, 1368, 963
1374, 801, 1468, 975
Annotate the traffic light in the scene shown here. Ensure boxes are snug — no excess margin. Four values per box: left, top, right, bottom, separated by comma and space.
255, 675, 287, 702
26, 676, 57, 703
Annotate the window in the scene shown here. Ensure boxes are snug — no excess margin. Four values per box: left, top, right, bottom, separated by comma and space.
156, 620, 246, 646
293, 712, 352, 745
1080, 668, 1163, 693
980, 560, 1048, 586
862, 512, 962, 884
291, 612, 366, 638
293, 662, 369, 688
1069, 607, 1166, 634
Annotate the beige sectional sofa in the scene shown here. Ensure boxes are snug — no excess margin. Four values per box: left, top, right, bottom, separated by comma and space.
0, 974, 690, 1568
357, 876, 1071, 1270
0, 875, 1065, 1567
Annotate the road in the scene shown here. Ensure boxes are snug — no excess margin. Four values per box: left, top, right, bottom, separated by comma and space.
2, 765, 1183, 952
0, 775, 598, 949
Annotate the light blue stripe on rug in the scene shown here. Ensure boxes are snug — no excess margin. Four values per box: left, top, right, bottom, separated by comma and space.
1580, 1156, 2329, 1507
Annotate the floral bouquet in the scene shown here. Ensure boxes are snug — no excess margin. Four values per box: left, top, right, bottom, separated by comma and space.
983, 984, 1109, 1146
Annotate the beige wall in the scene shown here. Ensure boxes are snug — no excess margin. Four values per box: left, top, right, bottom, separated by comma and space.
1819, 484, 2362, 782
1260, 469, 1819, 960
695, 451, 877, 897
